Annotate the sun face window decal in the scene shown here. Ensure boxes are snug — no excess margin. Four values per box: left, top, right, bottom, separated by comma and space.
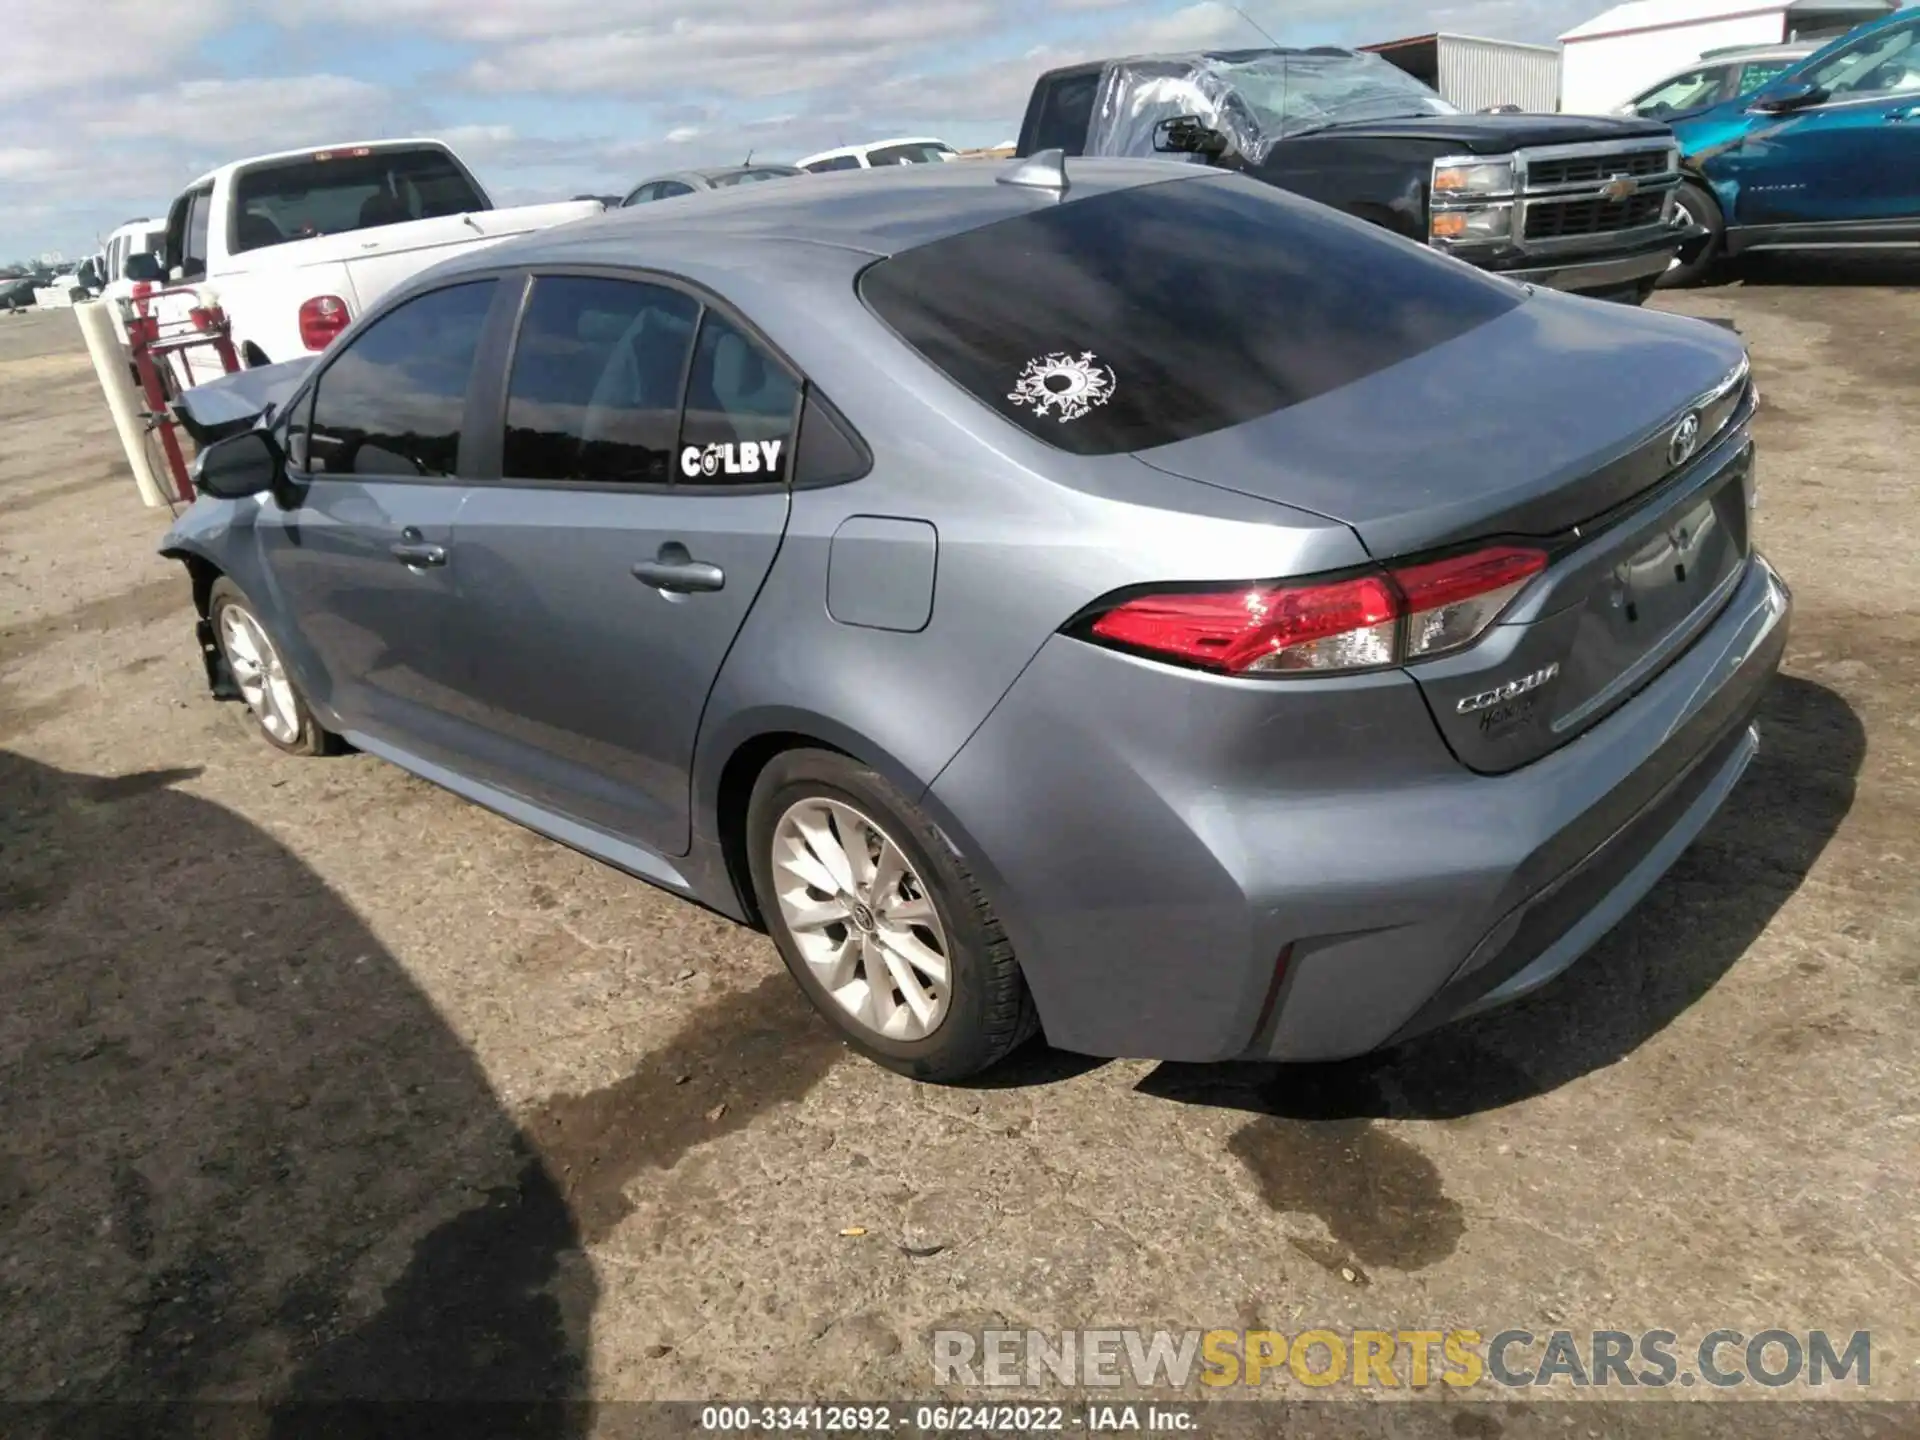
1007, 351, 1117, 423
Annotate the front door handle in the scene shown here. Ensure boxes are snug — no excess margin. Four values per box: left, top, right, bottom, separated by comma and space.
1888, 105, 1920, 123
633, 542, 725, 594
391, 541, 448, 568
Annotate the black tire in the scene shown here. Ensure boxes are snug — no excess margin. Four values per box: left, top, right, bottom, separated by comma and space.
1660, 181, 1726, 290
207, 578, 335, 756
746, 748, 1037, 1082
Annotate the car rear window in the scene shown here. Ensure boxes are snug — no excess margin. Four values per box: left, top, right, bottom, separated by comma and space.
858, 173, 1525, 457
230, 147, 488, 254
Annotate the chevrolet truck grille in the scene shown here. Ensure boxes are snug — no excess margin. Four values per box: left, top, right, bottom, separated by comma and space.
1515, 140, 1681, 254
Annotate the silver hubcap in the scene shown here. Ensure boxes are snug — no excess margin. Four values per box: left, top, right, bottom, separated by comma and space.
219, 604, 300, 745
771, 797, 951, 1042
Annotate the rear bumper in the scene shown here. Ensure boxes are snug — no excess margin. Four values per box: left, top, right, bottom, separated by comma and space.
928, 553, 1790, 1064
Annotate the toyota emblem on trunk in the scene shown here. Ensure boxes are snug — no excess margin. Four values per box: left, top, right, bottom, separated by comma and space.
1668, 410, 1703, 468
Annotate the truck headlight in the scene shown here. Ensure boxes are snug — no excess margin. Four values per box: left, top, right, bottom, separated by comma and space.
1431, 206, 1512, 242
1432, 160, 1515, 196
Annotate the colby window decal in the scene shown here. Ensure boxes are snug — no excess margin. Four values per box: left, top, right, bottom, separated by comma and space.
681, 440, 784, 479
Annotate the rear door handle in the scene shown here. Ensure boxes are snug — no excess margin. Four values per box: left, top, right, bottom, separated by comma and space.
390, 541, 447, 568
632, 544, 725, 593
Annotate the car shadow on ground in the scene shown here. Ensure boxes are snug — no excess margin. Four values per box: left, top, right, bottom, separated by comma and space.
0, 750, 595, 1435
1138, 676, 1863, 1123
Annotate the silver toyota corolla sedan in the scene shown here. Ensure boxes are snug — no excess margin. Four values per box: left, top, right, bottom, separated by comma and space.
161, 156, 1790, 1082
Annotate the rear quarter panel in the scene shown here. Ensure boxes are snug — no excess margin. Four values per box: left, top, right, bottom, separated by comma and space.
682, 249, 1367, 874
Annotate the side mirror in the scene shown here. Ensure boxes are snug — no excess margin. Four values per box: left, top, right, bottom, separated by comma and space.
1153, 114, 1230, 159
123, 252, 164, 283
1749, 81, 1828, 113
194, 429, 284, 500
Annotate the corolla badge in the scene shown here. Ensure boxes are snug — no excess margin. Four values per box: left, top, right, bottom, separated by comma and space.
1456, 662, 1561, 716
1668, 410, 1703, 469
1008, 351, 1117, 423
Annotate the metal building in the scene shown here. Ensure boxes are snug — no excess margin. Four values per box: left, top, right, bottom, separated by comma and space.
1362, 33, 1563, 113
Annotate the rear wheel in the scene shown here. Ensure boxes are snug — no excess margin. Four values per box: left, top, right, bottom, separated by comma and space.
746, 749, 1036, 1081
208, 579, 334, 756
1660, 181, 1726, 289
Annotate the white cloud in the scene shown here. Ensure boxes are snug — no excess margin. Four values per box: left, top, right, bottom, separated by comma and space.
0, 0, 233, 104
463, 3, 1003, 98
2, 0, 1601, 259
0, 148, 62, 182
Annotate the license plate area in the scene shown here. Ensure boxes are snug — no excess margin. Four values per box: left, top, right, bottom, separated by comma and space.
1550, 458, 1749, 735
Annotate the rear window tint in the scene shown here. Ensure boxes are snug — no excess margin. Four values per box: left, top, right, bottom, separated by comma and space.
858, 173, 1524, 457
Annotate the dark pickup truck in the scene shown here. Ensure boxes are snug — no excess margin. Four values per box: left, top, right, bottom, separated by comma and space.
1018, 47, 1699, 303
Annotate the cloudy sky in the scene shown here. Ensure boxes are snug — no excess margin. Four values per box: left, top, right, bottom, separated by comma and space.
2, 0, 1598, 262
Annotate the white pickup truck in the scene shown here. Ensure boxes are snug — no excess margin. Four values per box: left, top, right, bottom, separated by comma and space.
144, 138, 601, 386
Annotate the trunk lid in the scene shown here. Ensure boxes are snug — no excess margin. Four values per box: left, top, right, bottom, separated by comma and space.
1140, 292, 1755, 770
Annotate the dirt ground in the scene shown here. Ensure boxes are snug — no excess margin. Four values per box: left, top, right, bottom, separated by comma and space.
2, 259, 1917, 1432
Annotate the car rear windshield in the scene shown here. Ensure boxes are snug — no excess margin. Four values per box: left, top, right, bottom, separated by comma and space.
858, 173, 1525, 456
230, 147, 488, 254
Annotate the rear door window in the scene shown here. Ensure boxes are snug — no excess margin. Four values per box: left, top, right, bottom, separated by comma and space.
859, 172, 1522, 457
503, 275, 700, 485
302, 280, 497, 478
803, 155, 861, 172
677, 312, 800, 484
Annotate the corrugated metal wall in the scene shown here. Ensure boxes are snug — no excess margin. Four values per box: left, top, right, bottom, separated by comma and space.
1438, 36, 1563, 112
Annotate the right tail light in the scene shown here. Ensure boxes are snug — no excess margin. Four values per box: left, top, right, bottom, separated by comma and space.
1083, 544, 1548, 677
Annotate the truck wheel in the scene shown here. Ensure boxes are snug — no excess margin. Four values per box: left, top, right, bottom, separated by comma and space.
1660, 182, 1726, 290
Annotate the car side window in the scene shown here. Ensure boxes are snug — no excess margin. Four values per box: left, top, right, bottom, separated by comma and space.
623, 183, 659, 205
503, 275, 700, 485
677, 311, 800, 485
1803, 18, 1920, 98
180, 186, 214, 279
1632, 66, 1729, 116
804, 155, 860, 172
1032, 72, 1100, 154
1735, 60, 1794, 97
302, 280, 497, 478
657, 181, 696, 197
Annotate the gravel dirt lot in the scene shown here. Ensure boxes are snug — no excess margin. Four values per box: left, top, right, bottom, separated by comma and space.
2, 263, 1917, 1433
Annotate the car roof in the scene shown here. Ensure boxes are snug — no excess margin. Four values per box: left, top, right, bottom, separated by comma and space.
795, 137, 953, 165
692, 164, 801, 179
464, 155, 1198, 270
1695, 42, 1820, 61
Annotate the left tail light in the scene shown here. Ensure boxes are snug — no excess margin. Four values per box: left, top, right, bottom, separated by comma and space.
1082, 544, 1548, 677
299, 295, 350, 350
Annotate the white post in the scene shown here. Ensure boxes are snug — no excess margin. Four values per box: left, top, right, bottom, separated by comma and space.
74, 299, 169, 509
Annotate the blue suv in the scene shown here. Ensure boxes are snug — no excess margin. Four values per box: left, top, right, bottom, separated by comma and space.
1666, 4, 1920, 284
